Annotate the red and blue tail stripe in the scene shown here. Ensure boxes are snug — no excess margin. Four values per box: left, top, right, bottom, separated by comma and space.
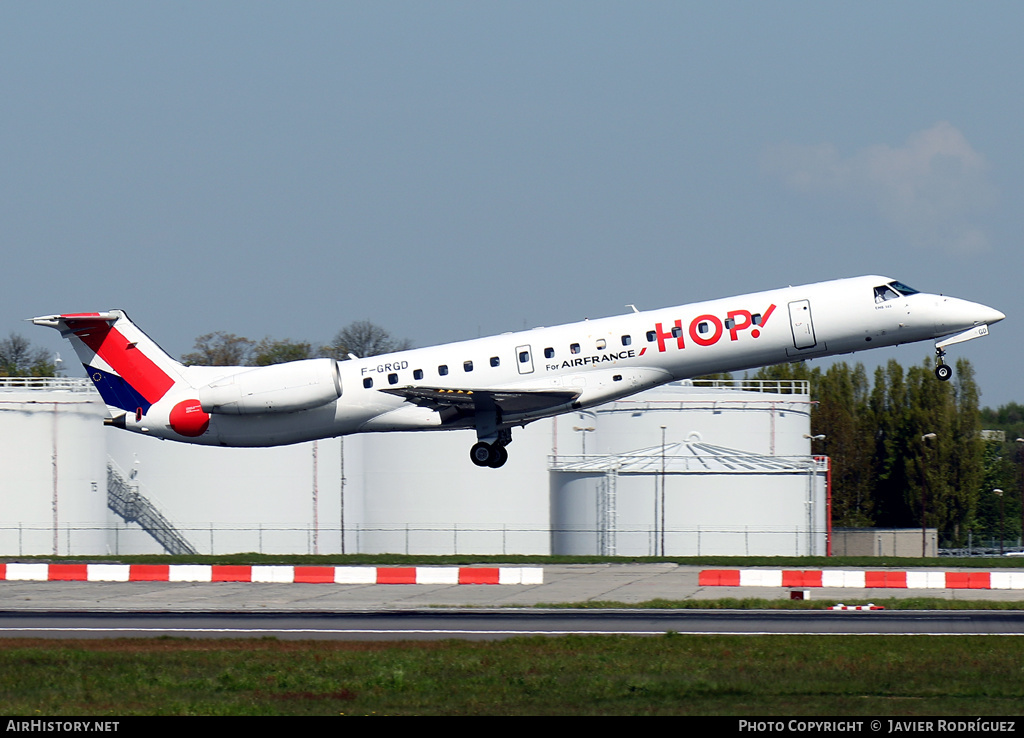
84, 364, 156, 414
63, 317, 175, 413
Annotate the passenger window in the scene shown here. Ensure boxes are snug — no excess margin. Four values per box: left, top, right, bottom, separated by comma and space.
363, 377, 373, 389
613, 374, 622, 381
490, 356, 500, 367
596, 339, 606, 350
671, 326, 683, 338
388, 373, 398, 385
438, 365, 449, 376
697, 322, 709, 334
519, 351, 530, 363
752, 314, 762, 326
724, 319, 734, 330
464, 360, 474, 372
646, 330, 656, 342
544, 347, 555, 359
621, 335, 631, 346
570, 343, 581, 354
413, 369, 424, 380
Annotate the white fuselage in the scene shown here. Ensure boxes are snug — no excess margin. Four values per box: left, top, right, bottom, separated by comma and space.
121, 275, 1002, 447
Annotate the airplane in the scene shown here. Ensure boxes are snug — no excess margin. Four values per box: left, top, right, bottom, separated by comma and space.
32, 275, 1004, 468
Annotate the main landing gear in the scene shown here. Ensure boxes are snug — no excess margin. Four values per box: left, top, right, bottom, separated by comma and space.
470, 429, 512, 468
470, 441, 508, 468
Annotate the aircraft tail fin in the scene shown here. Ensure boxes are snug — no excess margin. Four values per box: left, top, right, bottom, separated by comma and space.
32, 311, 187, 416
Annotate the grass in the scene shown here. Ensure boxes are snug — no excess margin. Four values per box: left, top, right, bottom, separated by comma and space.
1, 635, 1023, 716
5, 555, 1024, 714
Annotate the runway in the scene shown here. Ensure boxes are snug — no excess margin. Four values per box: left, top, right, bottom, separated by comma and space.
3, 564, 1024, 641
2, 609, 1024, 640
4, 563, 1024, 611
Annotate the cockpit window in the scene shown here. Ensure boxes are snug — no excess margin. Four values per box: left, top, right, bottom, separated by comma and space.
874, 285, 901, 303
888, 281, 919, 296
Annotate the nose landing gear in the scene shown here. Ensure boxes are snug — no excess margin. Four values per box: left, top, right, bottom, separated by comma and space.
932, 323, 995, 382
934, 348, 952, 381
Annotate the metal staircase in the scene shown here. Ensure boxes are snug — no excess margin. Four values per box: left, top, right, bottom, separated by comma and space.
106, 459, 198, 555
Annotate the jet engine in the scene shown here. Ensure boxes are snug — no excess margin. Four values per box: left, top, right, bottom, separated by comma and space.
198, 358, 342, 415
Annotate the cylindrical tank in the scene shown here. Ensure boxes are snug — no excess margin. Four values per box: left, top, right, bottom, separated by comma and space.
107, 430, 344, 555
350, 424, 552, 555
559, 380, 814, 459
0, 380, 109, 555
551, 458, 827, 556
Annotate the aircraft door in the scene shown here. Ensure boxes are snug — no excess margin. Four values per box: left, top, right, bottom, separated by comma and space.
516, 345, 535, 374
788, 300, 817, 349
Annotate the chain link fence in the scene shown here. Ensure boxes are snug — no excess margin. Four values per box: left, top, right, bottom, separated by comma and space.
0, 523, 835, 557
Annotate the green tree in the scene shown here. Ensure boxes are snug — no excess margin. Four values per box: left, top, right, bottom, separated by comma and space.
322, 320, 412, 360
868, 360, 914, 528
181, 332, 255, 366
0, 333, 55, 377
182, 322, 412, 366
252, 338, 314, 366
814, 362, 874, 526
749, 362, 815, 393
945, 358, 984, 542
975, 439, 1018, 546
978, 401, 1024, 545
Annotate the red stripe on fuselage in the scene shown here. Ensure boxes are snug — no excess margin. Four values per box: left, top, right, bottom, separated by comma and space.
67, 320, 175, 404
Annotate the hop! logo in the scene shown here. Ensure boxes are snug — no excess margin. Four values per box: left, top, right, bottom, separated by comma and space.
645, 304, 776, 354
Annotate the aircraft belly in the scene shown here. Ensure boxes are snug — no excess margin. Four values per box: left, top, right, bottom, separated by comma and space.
358, 405, 444, 432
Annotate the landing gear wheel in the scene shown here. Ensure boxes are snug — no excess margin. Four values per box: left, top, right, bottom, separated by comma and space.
470, 441, 509, 468
488, 445, 509, 468
935, 363, 952, 382
470, 442, 495, 467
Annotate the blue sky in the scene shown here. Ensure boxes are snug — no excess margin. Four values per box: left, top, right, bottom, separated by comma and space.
2, 2, 1021, 406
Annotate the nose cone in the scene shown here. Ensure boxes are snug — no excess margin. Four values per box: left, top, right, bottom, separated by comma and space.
982, 304, 1007, 325
936, 296, 1005, 334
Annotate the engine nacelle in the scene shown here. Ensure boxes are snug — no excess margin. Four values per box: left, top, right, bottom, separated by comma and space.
198, 359, 342, 415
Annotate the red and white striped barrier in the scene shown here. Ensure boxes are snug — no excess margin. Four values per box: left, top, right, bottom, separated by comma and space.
699, 569, 1024, 590
0, 563, 543, 585
829, 604, 885, 611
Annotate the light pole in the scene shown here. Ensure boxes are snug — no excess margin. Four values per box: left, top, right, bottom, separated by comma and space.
921, 433, 937, 557
572, 426, 595, 456
804, 434, 828, 553
660, 425, 667, 557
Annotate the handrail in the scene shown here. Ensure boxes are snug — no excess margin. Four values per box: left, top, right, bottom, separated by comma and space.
0, 377, 94, 391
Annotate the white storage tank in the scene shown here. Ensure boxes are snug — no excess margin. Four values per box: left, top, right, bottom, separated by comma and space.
549, 380, 824, 557
550, 440, 827, 556
0, 379, 109, 555
348, 424, 552, 555
560, 379, 814, 460
106, 431, 344, 556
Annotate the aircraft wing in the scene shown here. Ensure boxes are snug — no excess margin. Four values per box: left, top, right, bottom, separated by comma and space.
379, 385, 580, 416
